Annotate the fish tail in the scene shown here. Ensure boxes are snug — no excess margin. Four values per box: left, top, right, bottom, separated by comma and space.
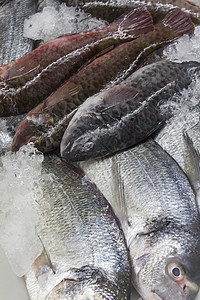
112, 6, 154, 38
162, 8, 195, 37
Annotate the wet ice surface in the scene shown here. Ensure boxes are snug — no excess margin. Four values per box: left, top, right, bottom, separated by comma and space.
0, 245, 29, 300
0, 1, 200, 299
163, 26, 200, 63
23, 2, 107, 42
0, 145, 43, 277
155, 26, 200, 173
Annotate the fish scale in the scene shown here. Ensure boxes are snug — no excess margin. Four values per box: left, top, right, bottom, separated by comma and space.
0, 6, 154, 116
11, 8, 195, 153
80, 138, 200, 300
64, 0, 200, 24
60, 59, 199, 161
25, 155, 131, 300
0, 0, 37, 65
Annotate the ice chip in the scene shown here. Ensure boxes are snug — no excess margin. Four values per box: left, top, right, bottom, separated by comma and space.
164, 27, 200, 63
0, 145, 44, 276
23, 4, 107, 42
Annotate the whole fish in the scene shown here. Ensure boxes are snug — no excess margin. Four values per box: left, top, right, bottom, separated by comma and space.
25, 155, 131, 299
60, 59, 200, 161
64, 0, 200, 25
11, 9, 195, 153
0, 0, 37, 66
80, 138, 200, 300
0, 7, 154, 116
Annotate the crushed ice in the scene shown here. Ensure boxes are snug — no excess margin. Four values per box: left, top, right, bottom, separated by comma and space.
23, 3, 107, 42
0, 145, 44, 276
164, 26, 200, 62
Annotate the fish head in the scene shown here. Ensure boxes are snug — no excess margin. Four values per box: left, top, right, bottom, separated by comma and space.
61, 123, 111, 161
11, 113, 44, 152
132, 240, 200, 300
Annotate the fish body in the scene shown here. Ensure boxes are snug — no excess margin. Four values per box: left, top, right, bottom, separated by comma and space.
0, 0, 37, 66
60, 59, 200, 161
64, 0, 200, 25
80, 139, 200, 300
11, 8, 195, 153
25, 155, 131, 300
0, 7, 154, 116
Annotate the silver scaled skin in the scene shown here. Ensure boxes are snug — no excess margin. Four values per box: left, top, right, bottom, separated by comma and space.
80, 139, 200, 300
25, 155, 131, 300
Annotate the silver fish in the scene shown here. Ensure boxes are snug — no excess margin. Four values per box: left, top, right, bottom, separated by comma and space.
80, 139, 200, 300
0, 0, 37, 65
25, 155, 131, 300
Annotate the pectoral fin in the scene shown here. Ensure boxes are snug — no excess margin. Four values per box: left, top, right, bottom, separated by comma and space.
98, 86, 139, 112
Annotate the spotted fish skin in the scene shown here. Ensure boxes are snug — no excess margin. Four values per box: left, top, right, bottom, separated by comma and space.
60, 59, 200, 161
64, 0, 200, 25
25, 155, 131, 300
11, 8, 195, 153
80, 139, 200, 300
0, 7, 154, 116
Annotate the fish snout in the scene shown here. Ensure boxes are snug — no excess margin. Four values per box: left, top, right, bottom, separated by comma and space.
11, 119, 41, 152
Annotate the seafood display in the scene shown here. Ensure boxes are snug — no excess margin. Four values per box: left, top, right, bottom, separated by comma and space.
80, 138, 200, 299
25, 155, 131, 299
0, 0, 200, 299
0, 6, 154, 116
11, 8, 194, 153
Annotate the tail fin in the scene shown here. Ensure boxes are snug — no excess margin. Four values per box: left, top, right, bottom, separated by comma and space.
112, 6, 154, 39
162, 8, 195, 37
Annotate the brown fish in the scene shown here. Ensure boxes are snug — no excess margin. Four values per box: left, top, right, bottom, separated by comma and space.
11, 8, 195, 153
0, 6, 153, 116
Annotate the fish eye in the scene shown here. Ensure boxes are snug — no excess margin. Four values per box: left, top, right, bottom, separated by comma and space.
83, 141, 94, 151
29, 136, 40, 146
167, 263, 184, 281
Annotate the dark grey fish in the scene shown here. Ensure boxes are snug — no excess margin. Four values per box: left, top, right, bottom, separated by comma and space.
80, 138, 200, 300
63, 0, 200, 25
61, 59, 200, 161
25, 155, 131, 299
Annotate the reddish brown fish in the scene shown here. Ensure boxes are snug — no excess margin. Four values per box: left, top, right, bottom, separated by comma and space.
11, 8, 195, 153
0, 6, 154, 116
